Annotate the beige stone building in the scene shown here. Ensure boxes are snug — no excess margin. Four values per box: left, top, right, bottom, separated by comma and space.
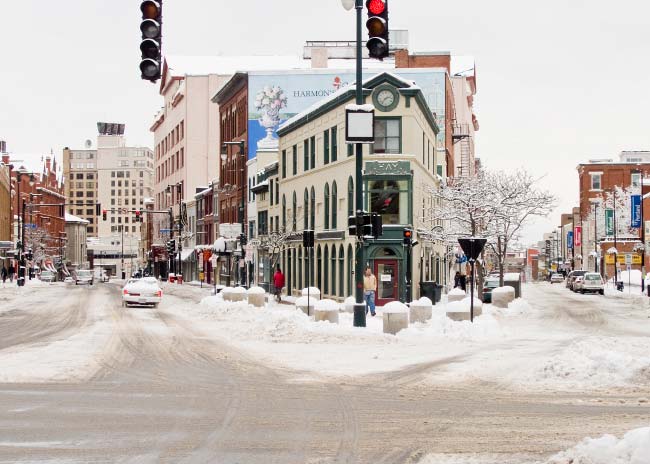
275, 72, 445, 303
64, 213, 88, 269
62, 146, 98, 236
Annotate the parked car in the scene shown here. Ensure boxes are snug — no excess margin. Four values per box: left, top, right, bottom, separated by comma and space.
75, 269, 94, 285
572, 276, 585, 292
579, 273, 605, 294
482, 278, 500, 303
566, 270, 587, 290
122, 277, 162, 308
550, 273, 564, 284
63, 276, 74, 284
39, 270, 56, 283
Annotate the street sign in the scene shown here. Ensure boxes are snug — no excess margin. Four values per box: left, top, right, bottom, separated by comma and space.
249, 239, 261, 247
25, 223, 37, 229
458, 237, 487, 262
625, 254, 633, 265
631, 195, 641, 228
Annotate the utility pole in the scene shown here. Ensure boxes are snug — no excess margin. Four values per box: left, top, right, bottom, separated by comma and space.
593, 202, 599, 275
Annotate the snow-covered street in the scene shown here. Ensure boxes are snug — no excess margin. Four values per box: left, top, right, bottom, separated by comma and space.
0, 281, 648, 463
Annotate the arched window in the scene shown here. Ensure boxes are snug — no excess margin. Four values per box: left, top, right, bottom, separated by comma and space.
298, 247, 303, 290
339, 246, 344, 297
347, 176, 354, 217
324, 245, 329, 295
317, 246, 322, 291
287, 248, 292, 295
331, 181, 338, 229
282, 195, 286, 231
324, 183, 330, 230
303, 188, 309, 230
331, 245, 336, 297
310, 187, 316, 230
347, 244, 353, 297
292, 191, 297, 231
309, 247, 314, 287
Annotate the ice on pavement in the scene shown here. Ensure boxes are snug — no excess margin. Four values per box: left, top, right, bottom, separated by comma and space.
421, 426, 650, 464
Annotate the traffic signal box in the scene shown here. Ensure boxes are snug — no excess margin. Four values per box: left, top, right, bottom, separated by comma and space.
366, 0, 389, 60
140, 1, 163, 82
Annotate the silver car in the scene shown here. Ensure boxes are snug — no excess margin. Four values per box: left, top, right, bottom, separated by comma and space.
578, 273, 604, 295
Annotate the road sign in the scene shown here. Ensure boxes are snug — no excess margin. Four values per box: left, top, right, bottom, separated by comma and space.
625, 254, 633, 265
249, 239, 261, 247
160, 228, 171, 234
25, 223, 37, 229
458, 237, 487, 262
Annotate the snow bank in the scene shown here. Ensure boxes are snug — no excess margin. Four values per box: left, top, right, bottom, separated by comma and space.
419, 296, 433, 305
231, 286, 247, 294
492, 286, 515, 294
383, 301, 409, 313
446, 297, 482, 313
301, 287, 320, 296
613, 270, 642, 286
314, 299, 339, 311
247, 286, 265, 294
545, 426, 650, 464
449, 288, 466, 296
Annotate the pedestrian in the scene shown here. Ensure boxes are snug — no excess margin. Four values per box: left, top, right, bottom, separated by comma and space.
363, 267, 377, 316
273, 265, 285, 303
453, 271, 461, 289
1, 265, 7, 286
459, 273, 467, 292
8, 263, 15, 283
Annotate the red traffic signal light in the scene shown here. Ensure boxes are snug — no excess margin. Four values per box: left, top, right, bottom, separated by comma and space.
134, 210, 142, 222
140, 1, 163, 82
403, 228, 413, 245
102, 209, 107, 221
366, 0, 389, 60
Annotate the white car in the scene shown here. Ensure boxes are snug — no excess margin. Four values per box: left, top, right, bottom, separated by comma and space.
572, 276, 585, 292
122, 277, 162, 308
579, 273, 605, 295
550, 273, 564, 284
75, 269, 94, 285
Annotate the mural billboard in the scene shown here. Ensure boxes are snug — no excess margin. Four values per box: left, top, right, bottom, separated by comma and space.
247, 69, 446, 159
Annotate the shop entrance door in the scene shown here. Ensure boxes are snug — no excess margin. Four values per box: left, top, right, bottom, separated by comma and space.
374, 259, 398, 305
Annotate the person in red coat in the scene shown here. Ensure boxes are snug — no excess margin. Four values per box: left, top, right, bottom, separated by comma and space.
273, 266, 285, 303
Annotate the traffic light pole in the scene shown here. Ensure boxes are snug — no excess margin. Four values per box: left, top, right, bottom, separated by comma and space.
353, 0, 366, 327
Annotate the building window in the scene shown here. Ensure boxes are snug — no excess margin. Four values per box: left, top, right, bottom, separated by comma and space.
269, 179, 274, 205
304, 140, 309, 172
310, 187, 315, 230
324, 246, 329, 295
317, 246, 322, 291
282, 195, 286, 231
591, 173, 602, 190
292, 145, 297, 175
369, 179, 409, 225
324, 183, 330, 229
338, 246, 344, 297
348, 144, 353, 157
373, 118, 401, 154
304, 189, 309, 230
331, 245, 336, 297
632, 172, 641, 188
331, 126, 337, 162
258, 211, 268, 235
282, 150, 286, 178
331, 181, 338, 229
310, 136, 316, 169
324, 129, 330, 165
347, 176, 354, 217
292, 191, 297, 231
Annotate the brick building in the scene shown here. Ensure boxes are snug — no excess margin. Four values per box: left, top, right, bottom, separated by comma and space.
0, 151, 10, 243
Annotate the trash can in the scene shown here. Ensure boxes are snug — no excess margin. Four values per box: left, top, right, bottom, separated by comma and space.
176, 275, 183, 284
168, 273, 176, 283
420, 281, 442, 304
616, 281, 624, 292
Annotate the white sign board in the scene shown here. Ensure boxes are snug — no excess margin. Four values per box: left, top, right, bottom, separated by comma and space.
210, 256, 217, 267
219, 223, 242, 239
345, 105, 375, 144
380, 274, 391, 282
625, 254, 633, 265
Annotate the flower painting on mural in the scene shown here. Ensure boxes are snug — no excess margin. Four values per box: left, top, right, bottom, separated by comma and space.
255, 85, 288, 148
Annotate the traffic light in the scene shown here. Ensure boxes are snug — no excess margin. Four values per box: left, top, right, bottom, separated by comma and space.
303, 230, 315, 248
371, 213, 383, 239
140, 1, 163, 82
403, 228, 413, 246
363, 214, 373, 236
366, 0, 389, 60
239, 234, 247, 247
102, 209, 107, 221
167, 239, 175, 254
134, 210, 142, 222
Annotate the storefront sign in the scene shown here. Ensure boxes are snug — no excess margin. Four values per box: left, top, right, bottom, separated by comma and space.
605, 254, 642, 265
574, 226, 582, 247
381, 274, 392, 282
631, 194, 642, 228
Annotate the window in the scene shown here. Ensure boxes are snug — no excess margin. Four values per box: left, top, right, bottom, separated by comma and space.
324, 246, 329, 295
632, 172, 641, 188
76, 173, 84, 180
591, 173, 602, 190
348, 144, 353, 157
282, 150, 286, 178
304, 189, 309, 230
324, 129, 330, 165
331, 126, 338, 162
304, 140, 309, 172
269, 179, 274, 205
292, 145, 297, 175
324, 183, 330, 229
347, 176, 354, 217
292, 191, 297, 231
282, 195, 286, 231
331, 181, 337, 229
310, 187, 315, 230
369, 179, 409, 225
331, 245, 336, 297
338, 246, 344, 297
258, 211, 268, 235
310, 136, 316, 169
373, 118, 401, 154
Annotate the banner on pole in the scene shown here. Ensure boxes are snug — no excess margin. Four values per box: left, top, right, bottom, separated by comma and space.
567, 231, 574, 249
605, 209, 614, 236
631, 194, 641, 228
574, 226, 582, 247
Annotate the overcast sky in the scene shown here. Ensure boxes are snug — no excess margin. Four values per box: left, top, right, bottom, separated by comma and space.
1, 0, 649, 243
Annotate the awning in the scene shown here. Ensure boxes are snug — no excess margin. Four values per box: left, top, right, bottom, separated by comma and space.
181, 249, 195, 261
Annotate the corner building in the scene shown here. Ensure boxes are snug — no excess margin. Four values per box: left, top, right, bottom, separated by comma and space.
276, 72, 445, 303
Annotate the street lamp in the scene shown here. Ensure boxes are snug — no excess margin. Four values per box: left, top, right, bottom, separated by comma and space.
221, 140, 247, 287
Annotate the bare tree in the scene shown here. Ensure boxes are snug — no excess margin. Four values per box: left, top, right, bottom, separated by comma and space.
488, 170, 556, 286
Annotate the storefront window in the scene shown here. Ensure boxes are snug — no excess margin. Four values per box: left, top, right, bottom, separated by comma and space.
368, 179, 409, 225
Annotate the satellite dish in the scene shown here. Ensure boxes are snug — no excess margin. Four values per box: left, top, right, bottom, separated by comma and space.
85, 139, 92, 149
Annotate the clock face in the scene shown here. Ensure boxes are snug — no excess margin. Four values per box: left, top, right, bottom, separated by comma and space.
377, 89, 395, 107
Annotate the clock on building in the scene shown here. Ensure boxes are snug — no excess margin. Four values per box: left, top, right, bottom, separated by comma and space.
372, 85, 400, 112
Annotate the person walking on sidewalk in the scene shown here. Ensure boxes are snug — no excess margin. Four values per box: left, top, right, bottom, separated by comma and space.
8, 263, 15, 283
1, 265, 7, 286
364, 267, 377, 316
273, 266, 285, 303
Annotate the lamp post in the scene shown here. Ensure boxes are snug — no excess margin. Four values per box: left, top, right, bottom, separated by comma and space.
611, 188, 618, 286
15, 171, 35, 286
222, 141, 246, 287
341, 0, 367, 327
593, 202, 599, 274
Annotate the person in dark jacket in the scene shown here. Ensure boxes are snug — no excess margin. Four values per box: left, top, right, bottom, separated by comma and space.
1, 266, 7, 285
8, 264, 15, 283
273, 266, 285, 303
454, 271, 461, 289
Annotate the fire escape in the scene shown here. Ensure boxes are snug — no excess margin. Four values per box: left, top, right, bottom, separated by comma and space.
452, 123, 473, 177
